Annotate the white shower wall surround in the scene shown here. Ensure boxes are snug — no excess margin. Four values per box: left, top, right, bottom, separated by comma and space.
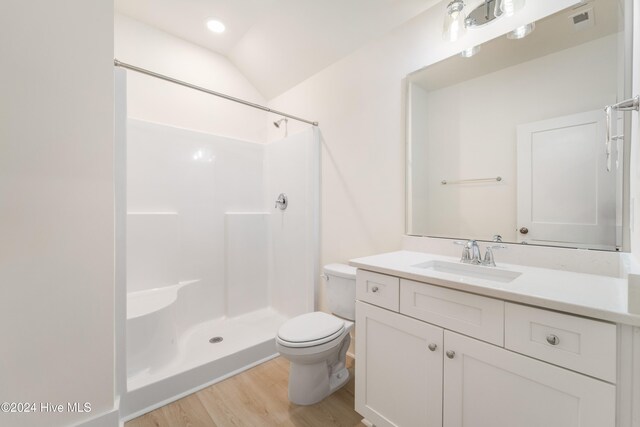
122, 119, 318, 418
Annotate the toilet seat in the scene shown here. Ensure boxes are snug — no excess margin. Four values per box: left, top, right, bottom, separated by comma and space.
277, 312, 345, 348
277, 326, 345, 348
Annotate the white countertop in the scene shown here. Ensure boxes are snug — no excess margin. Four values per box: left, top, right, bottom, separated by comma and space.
350, 250, 640, 326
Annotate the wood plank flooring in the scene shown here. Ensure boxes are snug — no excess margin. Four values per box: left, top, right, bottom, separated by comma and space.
126, 357, 365, 427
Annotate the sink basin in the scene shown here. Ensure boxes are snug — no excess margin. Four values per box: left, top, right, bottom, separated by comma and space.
412, 260, 522, 283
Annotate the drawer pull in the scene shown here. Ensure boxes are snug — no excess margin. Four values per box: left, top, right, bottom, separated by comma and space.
428, 343, 438, 352
546, 334, 560, 346
371, 286, 379, 293
446, 350, 456, 359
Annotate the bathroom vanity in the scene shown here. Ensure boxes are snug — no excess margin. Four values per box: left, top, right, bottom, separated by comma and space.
351, 250, 640, 427
363, 1, 640, 425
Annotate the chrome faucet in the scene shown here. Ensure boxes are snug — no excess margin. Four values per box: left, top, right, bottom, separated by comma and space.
454, 240, 506, 267
454, 240, 482, 264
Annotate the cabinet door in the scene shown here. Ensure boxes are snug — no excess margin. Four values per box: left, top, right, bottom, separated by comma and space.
443, 331, 616, 427
355, 301, 443, 427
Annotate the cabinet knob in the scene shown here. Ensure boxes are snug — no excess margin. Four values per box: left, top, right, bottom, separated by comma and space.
428, 343, 437, 352
446, 350, 455, 359
371, 286, 379, 293
519, 227, 529, 234
546, 334, 560, 346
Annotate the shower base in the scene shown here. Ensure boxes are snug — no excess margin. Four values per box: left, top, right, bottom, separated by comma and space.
121, 307, 288, 421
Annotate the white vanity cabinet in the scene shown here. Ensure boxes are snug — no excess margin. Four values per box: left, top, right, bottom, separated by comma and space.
443, 330, 615, 427
355, 271, 618, 427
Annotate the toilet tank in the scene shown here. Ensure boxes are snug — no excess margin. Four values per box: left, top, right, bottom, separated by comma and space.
324, 263, 357, 321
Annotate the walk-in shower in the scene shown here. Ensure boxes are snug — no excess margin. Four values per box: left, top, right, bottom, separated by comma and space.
114, 64, 320, 419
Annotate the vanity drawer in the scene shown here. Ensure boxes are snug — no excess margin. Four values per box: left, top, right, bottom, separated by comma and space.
505, 303, 617, 383
400, 279, 504, 346
356, 270, 400, 311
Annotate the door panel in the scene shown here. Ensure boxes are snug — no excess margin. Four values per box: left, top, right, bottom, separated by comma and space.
443, 331, 616, 427
517, 110, 616, 249
355, 301, 443, 427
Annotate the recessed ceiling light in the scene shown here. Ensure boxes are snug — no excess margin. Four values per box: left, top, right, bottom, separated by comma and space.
206, 19, 226, 34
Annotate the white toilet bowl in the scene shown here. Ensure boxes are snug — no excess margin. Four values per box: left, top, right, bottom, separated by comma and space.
276, 311, 353, 405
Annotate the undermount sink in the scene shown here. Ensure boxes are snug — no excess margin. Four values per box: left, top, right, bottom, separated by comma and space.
411, 260, 522, 283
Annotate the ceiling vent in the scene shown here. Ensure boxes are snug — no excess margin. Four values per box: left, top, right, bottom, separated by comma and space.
568, 7, 595, 31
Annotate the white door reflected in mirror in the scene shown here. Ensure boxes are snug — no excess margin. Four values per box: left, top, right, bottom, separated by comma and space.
516, 110, 617, 250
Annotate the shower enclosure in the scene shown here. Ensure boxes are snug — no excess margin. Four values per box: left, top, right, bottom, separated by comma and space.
114, 68, 319, 419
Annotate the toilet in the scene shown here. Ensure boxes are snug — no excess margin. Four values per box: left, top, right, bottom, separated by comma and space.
276, 263, 357, 405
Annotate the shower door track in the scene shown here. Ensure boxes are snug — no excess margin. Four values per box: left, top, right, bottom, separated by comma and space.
114, 59, 319, 126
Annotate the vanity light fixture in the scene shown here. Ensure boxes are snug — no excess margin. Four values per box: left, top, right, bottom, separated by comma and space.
460, 45, 481, 58
466, 0, 501, 28
445, 0, 527, 44
443, 0, 467, 42
206, 19, 226, 34
507, 22, 535, 39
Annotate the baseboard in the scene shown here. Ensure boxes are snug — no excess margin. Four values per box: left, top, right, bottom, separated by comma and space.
73, 405, 120, 427
122, 352, 279, 422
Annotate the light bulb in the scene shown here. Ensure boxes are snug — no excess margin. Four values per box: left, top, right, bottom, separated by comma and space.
500, 0, 525, 17
443, 1, 467, 42
507, 22, 535, 39
461, 45, 481, 58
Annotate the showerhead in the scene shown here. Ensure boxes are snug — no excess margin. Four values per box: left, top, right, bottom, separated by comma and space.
273, 118, 288, 128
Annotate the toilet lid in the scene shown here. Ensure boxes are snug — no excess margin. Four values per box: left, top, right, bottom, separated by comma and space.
277, 312, 345, 346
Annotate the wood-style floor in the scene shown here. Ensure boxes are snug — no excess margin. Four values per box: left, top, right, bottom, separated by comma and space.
126, 357, 365, 427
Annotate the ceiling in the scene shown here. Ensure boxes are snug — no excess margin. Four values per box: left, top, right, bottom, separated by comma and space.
114, 0, 439, 99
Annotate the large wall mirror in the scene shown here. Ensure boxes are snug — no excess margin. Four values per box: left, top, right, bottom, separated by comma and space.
406, 0, 631, 251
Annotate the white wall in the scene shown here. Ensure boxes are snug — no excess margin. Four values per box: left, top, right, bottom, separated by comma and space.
411, 34, 618, 241
631, 0, 640, 260
114, 14, 267, 144
0, 1, 115, 426
266, 129, 320, 317
268, 0, 576, 310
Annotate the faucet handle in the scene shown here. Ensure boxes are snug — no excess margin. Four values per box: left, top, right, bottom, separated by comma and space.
483, 244, 506, 267
454, 240, 477, 248
453, 240, 471, 262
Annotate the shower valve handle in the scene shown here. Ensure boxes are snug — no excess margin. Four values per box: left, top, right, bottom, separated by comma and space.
275, 193, 288, 210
